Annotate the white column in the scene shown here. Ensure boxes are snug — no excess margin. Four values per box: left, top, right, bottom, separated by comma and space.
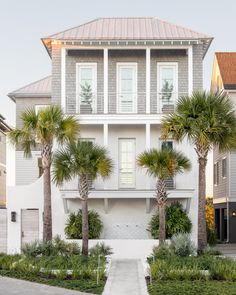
145, 123, 151, 190
61, 47, 66, 111
188, 46, 193, 96
104, 48, 108, 114
146, 48, 151, 113
103, 124, 109, 191
145, 123, 151, 150
103, 123, 108, 146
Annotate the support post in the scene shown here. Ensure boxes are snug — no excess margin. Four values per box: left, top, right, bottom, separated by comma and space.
188, 46, 193, 96
104, 48, 108, 114
61, 48, 66, 111
146, 48, 151, 113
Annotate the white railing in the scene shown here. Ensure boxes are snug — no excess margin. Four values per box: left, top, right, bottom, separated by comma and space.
77, 91, 188, 114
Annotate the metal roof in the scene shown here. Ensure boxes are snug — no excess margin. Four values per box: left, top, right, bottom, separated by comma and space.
44, 17, 211, 41
8, 76, 51, 101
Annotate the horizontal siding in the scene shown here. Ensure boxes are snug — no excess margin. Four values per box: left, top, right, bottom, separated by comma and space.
230, 151, 236, 200
16, 151, 42, 185
213, 147, 229, 200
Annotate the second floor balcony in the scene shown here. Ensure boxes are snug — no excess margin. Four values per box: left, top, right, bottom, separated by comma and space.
74, 91, 187, 115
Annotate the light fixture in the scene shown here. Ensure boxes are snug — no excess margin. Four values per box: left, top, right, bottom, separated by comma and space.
232, 211, 236, 218
11, 211, 16, 222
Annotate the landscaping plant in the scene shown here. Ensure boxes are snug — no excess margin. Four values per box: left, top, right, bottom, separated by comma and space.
162, 91, 236, 251
148, 202, 192, 239
137, 148, 191, 245
65, 210, 103, 239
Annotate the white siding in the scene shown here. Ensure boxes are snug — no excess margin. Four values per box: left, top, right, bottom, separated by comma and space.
16, 151, 41, 185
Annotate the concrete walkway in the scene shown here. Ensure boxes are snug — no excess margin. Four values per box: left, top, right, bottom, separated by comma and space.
0, 276, 94, 295
215, 244, 236, 260
103, 259, 148, 295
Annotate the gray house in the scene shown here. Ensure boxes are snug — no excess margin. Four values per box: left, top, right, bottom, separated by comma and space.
7, 18, 212, 256
211, 52, 236, 243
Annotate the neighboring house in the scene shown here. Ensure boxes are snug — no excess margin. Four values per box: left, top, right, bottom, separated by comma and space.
211, 52, 236, 243
7, 17, 212, 256
0, 114, 11, 207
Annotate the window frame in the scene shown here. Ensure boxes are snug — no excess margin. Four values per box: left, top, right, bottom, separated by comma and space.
118, 138, 136, 189
76, 63, 97, 114
222, 157, 227, 179
214, 161, 219, 186
116, 62, 138, 114
157, 62, 178, 111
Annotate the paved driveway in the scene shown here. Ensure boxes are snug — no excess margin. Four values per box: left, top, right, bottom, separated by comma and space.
0, 276, 94, 295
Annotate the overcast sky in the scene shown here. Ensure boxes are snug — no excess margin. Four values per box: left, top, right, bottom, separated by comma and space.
1, 0, 235, 193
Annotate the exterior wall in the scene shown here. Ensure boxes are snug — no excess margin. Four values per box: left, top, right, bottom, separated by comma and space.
15, 151, 42, 185
150, 49, 188, 113
0, 209, 7, 253
66, 50, 104, 113
192, 44, 203, 90
213, 147, 229, 201
15, 97, 51, 130
0, 131, 6, 205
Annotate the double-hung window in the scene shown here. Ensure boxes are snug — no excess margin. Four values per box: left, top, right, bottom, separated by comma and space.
214, 162, 219, 185
77, 63, 97, 114
117, 63, 137, 113
157, 63, 177, 113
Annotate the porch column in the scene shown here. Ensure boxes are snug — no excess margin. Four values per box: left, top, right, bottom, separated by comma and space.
61, 47, 66, 111
188, 46, 193, 96
145, 123, 151, 190
146, 48, 151, 113
104, 48, 108, 114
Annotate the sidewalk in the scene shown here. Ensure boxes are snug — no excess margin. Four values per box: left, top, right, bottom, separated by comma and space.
103, 259, 149, 295
0, 276, 94, 295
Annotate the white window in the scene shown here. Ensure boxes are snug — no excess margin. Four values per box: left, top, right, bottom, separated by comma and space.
35, 105, 50, 114
222, 158, 227, 179
76, 63, 97, 114
119, 139, 136, 188
214, 162, 219, 185
157, 63, 178, 113
117, 63, 137, 113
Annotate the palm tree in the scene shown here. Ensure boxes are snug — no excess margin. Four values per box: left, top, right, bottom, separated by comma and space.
162, 91, 236, 251
137, 148, 191, 245
52, 140, 113, 256
8, 106, 79, 241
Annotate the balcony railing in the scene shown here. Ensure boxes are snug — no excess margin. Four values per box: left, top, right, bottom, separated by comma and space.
76, 91, 187, 115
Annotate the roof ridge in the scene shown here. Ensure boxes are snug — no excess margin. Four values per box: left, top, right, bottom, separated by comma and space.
10, 75, 51, 94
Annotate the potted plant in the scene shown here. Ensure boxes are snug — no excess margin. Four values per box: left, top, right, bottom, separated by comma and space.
80, 82, 94, 114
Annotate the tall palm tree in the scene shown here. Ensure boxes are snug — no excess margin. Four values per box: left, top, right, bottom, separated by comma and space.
162, 91, 236, 251
52, 140, 113, 256
137, 148, 191, 245
8, 106, 79, 241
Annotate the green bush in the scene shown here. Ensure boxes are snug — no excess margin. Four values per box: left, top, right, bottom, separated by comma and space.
170, 233, 196, 257
148, 202, 192, 238
65, 210, 103, 239
89, 242, 113, 257
209, 258, 236, 281
149, 243, 174, 261
22, 236, 81, 258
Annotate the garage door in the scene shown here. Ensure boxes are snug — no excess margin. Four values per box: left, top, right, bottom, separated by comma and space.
21, 209, 39, 246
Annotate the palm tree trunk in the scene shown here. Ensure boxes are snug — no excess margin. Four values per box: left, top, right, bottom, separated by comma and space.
156, 179, 168, 246
42, 144, 52, 241
198, 156, 208, 252
79, 174, 89, 256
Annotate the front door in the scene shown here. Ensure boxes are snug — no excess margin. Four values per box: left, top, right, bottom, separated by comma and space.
119, 139, 135, 188
117, 64, 137, 113
21, 209, 39, 246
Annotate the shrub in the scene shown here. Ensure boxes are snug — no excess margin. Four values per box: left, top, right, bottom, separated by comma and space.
89, 242, 113, 257
65, 210, 103, 239
149, 244, 174, 261
170, 233, 196, 257
209, 258, 236, 281
21, 236, 80, 258
148, 202, 192, 239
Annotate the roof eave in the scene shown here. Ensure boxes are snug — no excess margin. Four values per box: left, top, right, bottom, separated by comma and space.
8, 93, 51, 102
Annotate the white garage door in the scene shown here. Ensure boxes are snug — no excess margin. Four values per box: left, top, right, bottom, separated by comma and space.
21, 209, 39, 246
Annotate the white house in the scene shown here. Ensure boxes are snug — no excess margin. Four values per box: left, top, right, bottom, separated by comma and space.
7, 17, 212, 257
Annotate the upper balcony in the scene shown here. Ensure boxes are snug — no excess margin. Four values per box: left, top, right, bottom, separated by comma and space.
76, 91, 187, 115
